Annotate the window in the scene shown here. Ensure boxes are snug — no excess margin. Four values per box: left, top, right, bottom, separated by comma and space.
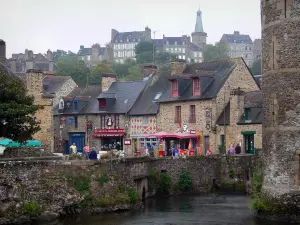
87, 55, 91, 61
221, 135, 226, 147
175, 106, 181, 123
189, 105, 196, 123
182, 48, 185, 53
101, 115, 106, 128
74, 116, 78, 128
245, 108, 251, 120
99, 99, 106, 108
139, 138, 158, 148
73, 97, 79, 111
194, 52, 197, 57
142, 116, 149, 125
171, 80, 179, 97
81, 56, 84, 60
245, 46, 248, 50
154, 92, 162, 100
114, 115, 120, 128
245, 54, 248, 58
182, 55, 186, 59
193, 78, 201, 96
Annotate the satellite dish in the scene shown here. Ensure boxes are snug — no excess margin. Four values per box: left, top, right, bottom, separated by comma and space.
59, 98, 64, 109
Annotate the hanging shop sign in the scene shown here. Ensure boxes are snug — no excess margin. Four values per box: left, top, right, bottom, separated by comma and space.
60, 117, 67, 125
87, 120, 93, 130
190, 130, 196, 134
124, 139, 131, 145
106, 116, 113, 127
67, 118, 73, 125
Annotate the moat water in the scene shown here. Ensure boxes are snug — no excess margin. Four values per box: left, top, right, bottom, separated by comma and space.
41, 195, 291, 225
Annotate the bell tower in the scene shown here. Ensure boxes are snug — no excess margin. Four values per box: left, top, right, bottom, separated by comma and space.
191, 8, 207, 50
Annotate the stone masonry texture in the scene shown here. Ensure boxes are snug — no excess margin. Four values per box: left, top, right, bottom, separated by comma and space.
157, 58, 260, 152
261, 0, 300, 197
0, 155, 258, 223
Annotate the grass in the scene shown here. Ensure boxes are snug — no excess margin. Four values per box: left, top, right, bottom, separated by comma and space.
23, 201, 43, 218
97, 174, 109, 185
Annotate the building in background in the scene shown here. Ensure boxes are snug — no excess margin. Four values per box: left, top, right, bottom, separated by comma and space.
111, 27, 152, 63
77, 44, 111, 66
6, 49, 57, 73
252, 39, 262, 60
221, 31, 254, 66
191, 8, 207, 50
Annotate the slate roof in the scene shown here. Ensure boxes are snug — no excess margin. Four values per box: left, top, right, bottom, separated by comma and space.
158, 60, 238, 103
163, 36, 187, 45
113, 31, 147, 43
54, 81, 146, 115
188, 42, 201, 51
154, 39, 164, 48
216, 91, 263, 125
43, 75, 73, 95
128, 72, 170, 116
222, 33, 252, 44
77, 48, 92, 56
0, 62, 22, 80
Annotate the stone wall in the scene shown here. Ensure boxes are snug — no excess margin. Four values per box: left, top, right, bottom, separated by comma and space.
261, 0, 300, 201
101, 74, 116, 91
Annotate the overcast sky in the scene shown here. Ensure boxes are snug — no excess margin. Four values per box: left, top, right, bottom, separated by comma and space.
1, 0, 261, 57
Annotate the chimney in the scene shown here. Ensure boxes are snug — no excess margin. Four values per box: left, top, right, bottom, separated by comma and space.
229, 87, 245, 125
0, 39, 6, 63
92, 43, 100, 56
80, 45, 84, 50
47, 49, 54, 72
170, 59, 186, 76
234, 31, 240, 35
102, 73, 117, 91
25, 49, 29, 60
140, 64, 157, 77
111, 29, 119, 42
26, 69, 44, 105
145, 26, 151, 40
10, 59, 17, 73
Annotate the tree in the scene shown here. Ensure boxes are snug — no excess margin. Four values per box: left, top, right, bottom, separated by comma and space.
203, 41, 229, 62
0, 71, 40, 142
112, 60, 136, 77
56, 56, 90, 87
52, 50, 77, 62
90, 62, 113, 85
155, 52, 177, 64
135, 41, 155, 64
251, 59, 261, 75
124, 65, 143, 81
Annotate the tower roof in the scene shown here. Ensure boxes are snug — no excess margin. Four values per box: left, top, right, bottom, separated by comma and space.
195, 9, 204, 33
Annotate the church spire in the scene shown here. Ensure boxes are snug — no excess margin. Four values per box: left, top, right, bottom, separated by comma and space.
194, 8, 204, 33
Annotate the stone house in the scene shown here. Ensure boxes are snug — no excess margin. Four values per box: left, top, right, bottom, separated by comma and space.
6, 49, 57, 73
53, 74, 146, 153
77, 44, 111, 66
155, 58, 261, 154
221, 31, 254, 66
111, 27, 152, 63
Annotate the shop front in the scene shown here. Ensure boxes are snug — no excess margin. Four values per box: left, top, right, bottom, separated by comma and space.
93, 128, 126, 151
147, 131, 202, 157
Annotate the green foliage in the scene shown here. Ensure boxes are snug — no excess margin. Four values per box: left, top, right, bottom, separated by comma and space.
124, 65, 142, 81
156, 173, 172, 195
118, 184, 126, 193
66, 173, 91, 193
177, 169, 193, 191
68, 154, 83, 160
128, 188, 139, 203
228, 168, 235, 179
135, 41, 155, 64
90, 63, 113, 85
250, 59, 261, 75
97, 174, 109, 185
23, 201, 43, 218
52, 49, 75, 62
56, 56, 91, 87
155, 52, 176, 64
0, 71, 40, 142
203, 40, 229, 62
218, 145, 226, 154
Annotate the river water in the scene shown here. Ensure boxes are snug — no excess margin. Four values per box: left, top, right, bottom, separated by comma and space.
42, 195, 290, 225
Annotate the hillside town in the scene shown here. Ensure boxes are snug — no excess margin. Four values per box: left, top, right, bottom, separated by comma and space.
0, 8, 262, 157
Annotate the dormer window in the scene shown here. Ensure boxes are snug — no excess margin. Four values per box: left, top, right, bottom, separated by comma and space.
73, 97, 79, 111
193, 78, 201, 96
171, 80, 179, 97
99, 99, 107, 109
245, 108, 251, 120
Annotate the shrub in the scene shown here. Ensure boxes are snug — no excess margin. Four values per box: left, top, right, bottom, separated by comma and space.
96, 197, 111, 207
115, 193, 130, 204
156, 173, 172, 195
177, 169, 193, 191
69, 154, 83, 160
118, 184, 126, 193
101, 153, 112, 159
23, 201, 43, 218
128, 188, 139, 203
218, 145, 226, 154
97, 174, 109, 185
66, 174, 91, 193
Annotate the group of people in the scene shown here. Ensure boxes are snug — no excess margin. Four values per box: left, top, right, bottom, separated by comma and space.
228, 143, 242, 154
69, 143, 98, 160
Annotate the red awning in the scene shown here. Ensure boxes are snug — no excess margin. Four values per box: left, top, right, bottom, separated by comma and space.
147, 132, 199, 139
93, 128, 125, 137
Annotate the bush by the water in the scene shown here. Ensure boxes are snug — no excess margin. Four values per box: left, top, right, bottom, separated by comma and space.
23, 201, 43, 218
177, 169, 193, 191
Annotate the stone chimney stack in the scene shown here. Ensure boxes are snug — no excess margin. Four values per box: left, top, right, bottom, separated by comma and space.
10, 59, 17, 73
140, 64, 157, 77
0, 40, 6, 64
234, 31, 240, 35
47, 49, 53, 72
229, 87, 245, 126
26, 50, 34, 70
170, 59, 186, 76
145, 26, 151, 40
102, 73, 117, 92
26, 69, 44, 104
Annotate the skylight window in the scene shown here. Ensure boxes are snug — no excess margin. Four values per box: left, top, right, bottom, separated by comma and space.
154, 92, 162, 100
124, 99, 128, 104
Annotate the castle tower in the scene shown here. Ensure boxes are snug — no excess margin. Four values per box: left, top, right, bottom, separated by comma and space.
191, 9, 207, 49
261, 0, 300, 218
0, 40, 6, 64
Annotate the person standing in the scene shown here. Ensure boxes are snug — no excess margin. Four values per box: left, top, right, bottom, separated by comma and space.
70, 143, 77, 155
235, 144, 241, 154
83, 144, 90, 159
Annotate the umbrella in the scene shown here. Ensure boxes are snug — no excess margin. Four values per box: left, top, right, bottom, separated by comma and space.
23, 140, 43, 147
0, 139, 13, 146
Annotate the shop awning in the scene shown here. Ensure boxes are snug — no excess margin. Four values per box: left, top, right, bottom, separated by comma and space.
148, 132, 199, 139
93, 128, 126, 137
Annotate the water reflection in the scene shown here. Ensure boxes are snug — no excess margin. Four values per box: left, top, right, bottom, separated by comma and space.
41, 195, 291, 225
